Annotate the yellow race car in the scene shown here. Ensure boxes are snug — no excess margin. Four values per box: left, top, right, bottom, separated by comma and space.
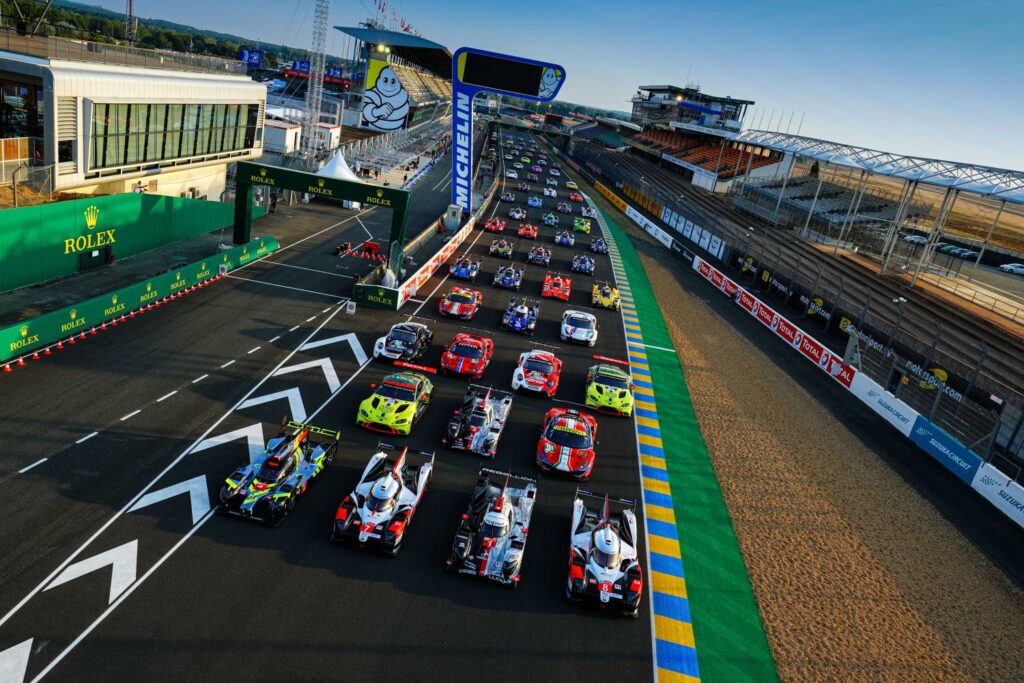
584, 363, 635, 416
357, 372, 434, 435
591, 280, 620, 310
566, 181, 578, 190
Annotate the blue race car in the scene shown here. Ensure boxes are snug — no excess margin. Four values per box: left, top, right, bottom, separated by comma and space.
493, 264, 524, 291
527, 244, 551, 266
450, 254, 481, 282
501, 297, 539, 336
555, 231, 575, 247
528, 196, 543, 209
590, 238, 609, 254
571, 254, 595, 275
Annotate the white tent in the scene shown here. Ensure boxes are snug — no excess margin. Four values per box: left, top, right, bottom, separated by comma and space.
316, 151, 365, 209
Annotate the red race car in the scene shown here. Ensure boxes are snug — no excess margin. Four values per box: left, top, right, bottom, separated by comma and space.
438, 286, 482, 320
484, 218, 507, 233
542, 272, 572, 301
440, 333, 494, 379
511, 349, 562, 398
536, 408, 598, 480
568, 192, 584, 203
517, 223, 538, 240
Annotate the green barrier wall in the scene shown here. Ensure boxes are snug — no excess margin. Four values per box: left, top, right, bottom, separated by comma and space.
0, 236, 279, 363
0, 193, 264, 293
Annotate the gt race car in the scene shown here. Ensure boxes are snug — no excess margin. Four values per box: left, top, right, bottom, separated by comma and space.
561, 310, 599, 346
501, 297, 539, 335
511, 349, 562, 397
517, 223, 539, 239
489, 238, 516, 259
542, 272, 572, 301
571, 254, 595, 275
484, 218, 507, 233
445, 468, 537, 587
438, 286, 482, 320
590, 237, 609, 254
505, 170, 518, 179
331, 444, 433, 556
219, 419, 339, 526
536, 407, 598, 480
543, 213, 559, 226
573, 217, 592, 233
492, 264, 524, 290
357, 372, 434, 435
527, 244, 551, 266
527, 195, 543, 208
585, 361, 635, 416
373, 322, 433, 363
566, 490, 643, 616
442, 386, 514, 458
531, 165, 543, 174
569, 192, 584, 203
450, 254, 481, 281
508, 207, 528, 221
554, 230, 575, 247
440, 332, 495, 379
591, 280, 620, 310
566, 181, 579, 190
543, 187, 557, 198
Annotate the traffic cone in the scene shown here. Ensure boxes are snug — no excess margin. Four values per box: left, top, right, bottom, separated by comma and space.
56, 339, 64, 349
31, 350, 40, 360
67, 335, 76, 345
129, 309, 136, 318
110, 318, 117, 326
79, 331, 87, 340
90, 326, 97, 335
43, 346, 52, 356
2, 363, 11, 373
119, 314, 126, 322
101, 321, 108, 330
15, 357, 25, 366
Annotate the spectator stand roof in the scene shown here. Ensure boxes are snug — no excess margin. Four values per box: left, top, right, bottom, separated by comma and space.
334, 26, 452, 77
736, 130, 1024, 204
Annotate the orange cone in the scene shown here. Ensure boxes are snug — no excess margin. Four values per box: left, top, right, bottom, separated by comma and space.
79, 331, 86, 340
31, 350, 40, 360
67, 335, 76, 345
101, 321, 108, 330
56, 339, 64, 349
43, 346, 52, 356
15, 357, 26, 366
90, 326, 97, 335
2, 363, 11, 373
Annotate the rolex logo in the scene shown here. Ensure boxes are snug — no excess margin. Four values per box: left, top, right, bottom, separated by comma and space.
70, 309, 77, 319
260, 168, 267, 177
20, 325, 29, 338
176, 272, 182, 280
146, 283, 153, 292
376, 189, 384, 198
318, 178, 325, 188
112, 295, 118, 305
84, 205, 100, 230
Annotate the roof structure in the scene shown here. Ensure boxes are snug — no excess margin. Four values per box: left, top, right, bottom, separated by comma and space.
637, 84, 755, 105
334, 26, 451, 77
737, 130, 1024, 204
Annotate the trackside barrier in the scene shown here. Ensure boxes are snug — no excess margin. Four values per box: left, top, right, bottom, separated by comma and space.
0, 236, 280, 365
691, 255, 1023, 529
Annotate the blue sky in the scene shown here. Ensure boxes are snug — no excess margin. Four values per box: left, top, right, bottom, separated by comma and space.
90, 0, 1022, 169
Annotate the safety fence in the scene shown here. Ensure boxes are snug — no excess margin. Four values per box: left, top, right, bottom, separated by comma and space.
0, 236, 279, 366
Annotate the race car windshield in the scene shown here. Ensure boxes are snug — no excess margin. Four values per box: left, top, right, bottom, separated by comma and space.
256, 458, 292, 483
456, 260, 471, 269
567, 316, 594, 330
482, 520, 509, 538
546, 423, 591, 449
524, 358, 553, 374
469, 410, 487, 427
376, 384, 417, 401
451, 343, 483, 359
592, 546, 620, 569
448, 292, 475, 305
389, 329, 417, 343
367, 492, 395, 513
598, 373, 629, 389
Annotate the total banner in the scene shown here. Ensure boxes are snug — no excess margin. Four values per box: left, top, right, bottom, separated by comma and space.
909, 417, 983, 485
971, 463, 1024, 528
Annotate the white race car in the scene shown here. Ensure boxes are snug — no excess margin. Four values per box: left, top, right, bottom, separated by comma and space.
561, 310, 598, 346
441, 385, 513, 458
543, 187, 557, 198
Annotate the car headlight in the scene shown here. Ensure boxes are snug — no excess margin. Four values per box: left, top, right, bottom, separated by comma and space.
395, 418, 409, 424
359, 408, 369, 417
587, 330, 596, 339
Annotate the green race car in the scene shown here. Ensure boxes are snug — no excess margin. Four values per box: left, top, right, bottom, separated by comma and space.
357, 371, 434, 435
584, 363, 634, 416
573, 217, 592, 234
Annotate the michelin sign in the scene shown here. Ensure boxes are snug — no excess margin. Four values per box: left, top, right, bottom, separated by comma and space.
451, 47, 565, 212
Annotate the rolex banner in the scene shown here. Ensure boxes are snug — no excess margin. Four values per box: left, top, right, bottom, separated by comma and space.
0, 236, 279, 363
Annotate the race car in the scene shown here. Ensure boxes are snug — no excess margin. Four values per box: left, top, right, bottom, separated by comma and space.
445, 468, 537, 587
557, 201, 573, 215
450, 254, 481, 281
561, 310, 599, 346
543, 212, 559, 227
492, 264, 524, 290
218, 419, 339, 526
573, 218, 592, 234
536, 407, 598, 480
530, 165, 543, 174
442, 386, 514, 458
543, 187, 557, 198
484, 217, 506, 233
331, 444, 433, 556
569, 192, 584, 203
508, 207, 528, 221
440, 332, 494, 379
527, 195, 543, 208
373, 322, 433, 362
554, 230, 575, 247
517, 223, 538, 240
546, 177, 558, 186
591, 280, 620, 310
566, 181, 579, 190
513, 162, 524, 170
542, 272, 572, 301
566, 490, 643, 617
571, 254, 595, 275
590, 237, 609, 254
527, 244, 551, 266
505, 170, 518, 179
438, 286, 483, 320
538, 158, 548, 166
585, 362, 635, 416
511, 349, 562, 398
550, 169, 562, 177
357, 372, 434, 435
501, 297, 539, 335
500, 192, 516, 203
581, 206, 598, 219
489, 238, 516, 259
517, 181, 530, 192
527, 173, 540, 182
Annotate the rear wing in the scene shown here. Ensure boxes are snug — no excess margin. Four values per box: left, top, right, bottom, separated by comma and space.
282, 417, 340, 442
481, 467, 536, 485
376, 440, 436, 466
576, 488, 637, 511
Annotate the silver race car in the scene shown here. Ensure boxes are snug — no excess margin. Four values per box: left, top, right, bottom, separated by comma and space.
445, 468, 536, 587
441, 385, 513, 458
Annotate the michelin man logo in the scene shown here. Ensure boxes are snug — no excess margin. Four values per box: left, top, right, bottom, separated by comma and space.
537, 67, 562, 99
362, 66, 410, 131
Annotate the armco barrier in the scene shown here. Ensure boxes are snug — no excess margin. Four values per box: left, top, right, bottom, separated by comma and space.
0, 236, 279, 364
909, 418, 983, 485
971, 463, 1024, 527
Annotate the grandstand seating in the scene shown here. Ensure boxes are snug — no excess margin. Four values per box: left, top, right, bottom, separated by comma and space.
390, 62, 450, 104
629, 128, 777, 179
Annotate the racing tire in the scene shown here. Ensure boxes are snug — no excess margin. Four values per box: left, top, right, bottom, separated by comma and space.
626, 606, 640, 620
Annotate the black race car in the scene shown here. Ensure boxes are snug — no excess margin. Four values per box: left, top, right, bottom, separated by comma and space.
373, 322, 433, 363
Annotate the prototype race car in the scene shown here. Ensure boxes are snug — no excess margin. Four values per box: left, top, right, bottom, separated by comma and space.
542, 212, 559, 226
561, 310, 599, 346
557, 201, 573, 215
590, 237, 609, 254
511, 349, 562, 397
527, 195, 543, 208
450, 254, 481, 282
566, 490, 643, 616
501, 192, 516, 203
489, 238, 516, 259
440, 332, 495, 379
357, 372, 434, 435
571, 254, 595, 275
484, 217, 507, 233
581, 206, 598, 218
573, 217, 592, 234
554, 230, 575, 247
566, 181, 579, 190
569, 192, 584, 203
508, 207, 528, 221
331, 444, 433, 555
527, 173, 540, 182
591, 280, 620, 310
542, 272, 572, 301
517, 223, 538, 240
438, 286, 482, 320
517, 181, 530, 192
585, 362, 635, 416
543, 187, 557, 198
546, 177, 558, 186
501, 297, 539, 335
536, 407, 598, 480
442, 386, 514, 458
492, 264, 524, 291
373, 322, 433, 363
527, 244, 551, 266
445, 468, 537, 587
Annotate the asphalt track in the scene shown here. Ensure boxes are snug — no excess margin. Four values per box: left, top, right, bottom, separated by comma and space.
0, 130, 654, 682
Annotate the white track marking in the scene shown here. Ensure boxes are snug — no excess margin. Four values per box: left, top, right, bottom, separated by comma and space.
306, 316, 316, 322
288, 325, 299, 332
629, 342, 677, 354
237, 388, 307, 422
259, 260, 354, 279
120, 410, 141, 422
75, 432, 99, 443
247, 346, 261, 355
44, 540, 138, 605
225, 274, 344, 300
298, 333, 368, 365
321, 308, 330, 313
220, 360, 235, 369
192, 374, 208, 384
18, 459, 47, 474
230, 208, 376, 273
127, 475, 210, 525
355, 216, 373, 238
273, 358, 341, 393
269, 336, 280, 343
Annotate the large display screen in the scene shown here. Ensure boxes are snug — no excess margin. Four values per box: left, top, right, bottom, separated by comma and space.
458, 51, 563, 100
